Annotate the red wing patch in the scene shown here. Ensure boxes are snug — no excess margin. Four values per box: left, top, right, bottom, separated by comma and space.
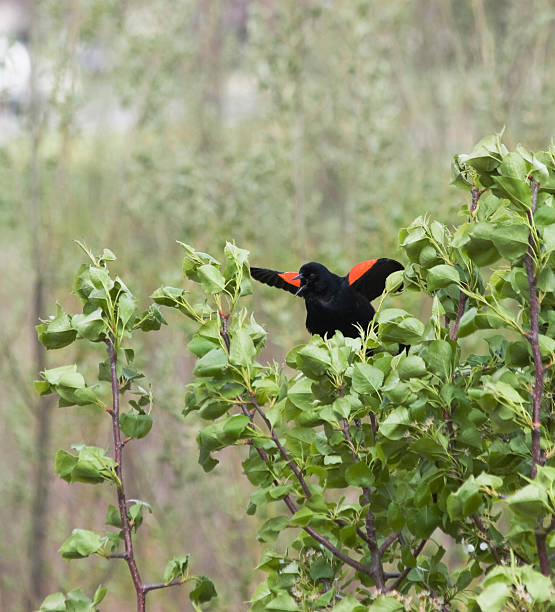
348, 259, 377, 285
278, 272, 301, 287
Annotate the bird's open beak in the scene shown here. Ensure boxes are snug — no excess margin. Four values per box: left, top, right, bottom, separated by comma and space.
292, 273, 305, 296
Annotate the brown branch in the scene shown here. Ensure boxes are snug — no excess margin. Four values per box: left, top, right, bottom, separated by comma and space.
343, 419, 385, 590
143, 579, 185, 594
524, 180, 545, 480
389, 538, 427, 591
471, 513, 502, 565
379, 531, 401, 556
241, 405, 374, 576
524, 179, 549, 576
449, 292, 468, 341
250, 393, 312, 498
219, 314, 375, 580
219, 310, 231, 352
302, 524, 374, 578
534, 531, 549, 577
106, 334, 146, 611
449, 187, 484, 342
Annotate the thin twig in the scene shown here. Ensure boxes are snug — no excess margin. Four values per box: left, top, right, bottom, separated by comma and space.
106, 333, 146, 611
524, 180, 545, 480
143, 579, 184, 594
389, 539, 427, 590
219, 318, 374, 578
449, 187, 483, 342
250, 393, 312, 498
379, 531, 401, 556
342, 418, 385, 590
241, 404, 374, 577
471, 513, 502, 565
524, 179, 549, 576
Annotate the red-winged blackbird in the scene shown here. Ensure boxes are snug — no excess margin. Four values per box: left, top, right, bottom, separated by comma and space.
250, 258, 403, 338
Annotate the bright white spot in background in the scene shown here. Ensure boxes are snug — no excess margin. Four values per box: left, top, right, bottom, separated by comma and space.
0, 37, 30, 97
466, 544, 475, 553
479, 542, 488, 551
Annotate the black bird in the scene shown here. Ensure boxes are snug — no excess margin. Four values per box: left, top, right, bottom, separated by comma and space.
250, 258, 403, 338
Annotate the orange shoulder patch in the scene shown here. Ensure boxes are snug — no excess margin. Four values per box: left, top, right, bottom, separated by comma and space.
278, 272, 301, 287
348, 259, 377, 285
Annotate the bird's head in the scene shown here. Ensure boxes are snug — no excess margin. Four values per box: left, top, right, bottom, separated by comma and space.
293, 262, 335, 297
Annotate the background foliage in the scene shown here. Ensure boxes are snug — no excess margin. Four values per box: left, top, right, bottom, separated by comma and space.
1, 1, 554, 610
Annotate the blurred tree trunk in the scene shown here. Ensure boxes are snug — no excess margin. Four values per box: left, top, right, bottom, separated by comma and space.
26, 3, 51, 609
197, 0, 225, 150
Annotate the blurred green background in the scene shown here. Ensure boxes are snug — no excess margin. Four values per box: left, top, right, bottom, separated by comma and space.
1, 0, 553, 610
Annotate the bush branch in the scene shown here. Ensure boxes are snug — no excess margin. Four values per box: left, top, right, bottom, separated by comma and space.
105, 334, 146, 611
388, 538, 427, 590
524, 179, 545, 480
524, 178, 549, 576
449, 187, 483, 342
342, 419, 385, 589
143, 579, 184, 594
250, 393, 312, 498
471, 513, 502, 565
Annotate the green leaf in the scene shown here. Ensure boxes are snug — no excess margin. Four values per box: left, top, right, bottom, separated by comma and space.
266, 592, 301, 611
368, 595, 404, 611
35, 380, 53, 396
295, 343, 331, 378
257, 516, 289, 542
193, 348, 228, 377
519, 565, 552, 601
163, 555, 189, 584
55, 446, 118, 485
385, 269, 404, 292
59, 529, 104, 559
539, 334, 555, 359
406, 505, 441, 538
89, 266, 114, 295
189, 576, 217, 605
379, 315, 424, 345
345, 462, 373, 487
506, 482, 550, 517
424, 340, 453, 378
119, 413, 153, 439
37, 303, 77, 349
290, 507, 318, 527
457, 135, 504, 173
117, 291, 137, 330
92, 585, 107, 606
447, 477, 483, 520
543, 223, 555, 253
379, 407, 410, 440
475, 581, 510, 612
38, 592, 66, 611
472, 223, 529, 261
197, 415, 251, 471
427, 264, 460, 291
71, 308, 106, 341
105, 505, 122, 528
150, 286, 186, 307
398, 355, 427, 380
492, 175, 532, 209
43, 364, 85, 388
197, 264, 226, 294
351, 363, 384, 394
100, 248, 116, 262
229, 328, 256, 366
135, 304, 166, 332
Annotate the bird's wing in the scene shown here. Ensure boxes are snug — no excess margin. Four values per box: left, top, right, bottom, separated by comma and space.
346, 258, 404, 301
250, 267, 301, 296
